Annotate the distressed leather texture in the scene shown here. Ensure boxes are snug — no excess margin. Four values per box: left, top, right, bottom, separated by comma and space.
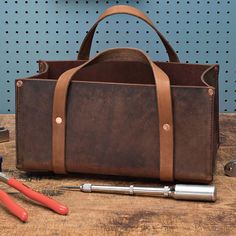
15, 5, 219, 183
52, 48, 174, 181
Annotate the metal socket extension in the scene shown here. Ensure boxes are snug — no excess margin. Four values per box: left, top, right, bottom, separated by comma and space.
63, 183, 217, 202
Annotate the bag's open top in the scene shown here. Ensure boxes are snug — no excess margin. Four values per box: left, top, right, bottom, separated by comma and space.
34, 60, 218, 89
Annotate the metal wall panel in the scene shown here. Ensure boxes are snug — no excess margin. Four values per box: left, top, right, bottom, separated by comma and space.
0, 0, 235, 113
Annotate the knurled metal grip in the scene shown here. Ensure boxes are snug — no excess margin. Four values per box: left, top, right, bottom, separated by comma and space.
81, 183, 92, 193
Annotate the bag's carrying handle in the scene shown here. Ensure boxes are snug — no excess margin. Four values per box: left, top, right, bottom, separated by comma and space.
77, 5, 180, 63
52, 47, 174, 182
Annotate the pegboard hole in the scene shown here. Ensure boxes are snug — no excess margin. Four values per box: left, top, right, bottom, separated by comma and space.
0, 0, 234, 113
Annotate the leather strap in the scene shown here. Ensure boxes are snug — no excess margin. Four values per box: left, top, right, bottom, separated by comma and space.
52, 48, 174, 181
77, 5, 179, 63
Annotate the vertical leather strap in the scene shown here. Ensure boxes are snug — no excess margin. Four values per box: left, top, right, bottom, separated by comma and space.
153, 63, 174, 182
52, 48, 174, 181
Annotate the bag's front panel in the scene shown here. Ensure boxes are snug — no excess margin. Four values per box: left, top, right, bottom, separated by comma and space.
16, 78, 214, 183
65, 81, 160, 178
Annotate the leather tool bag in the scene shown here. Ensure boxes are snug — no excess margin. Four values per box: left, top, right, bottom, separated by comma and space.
16, 5, 219, 183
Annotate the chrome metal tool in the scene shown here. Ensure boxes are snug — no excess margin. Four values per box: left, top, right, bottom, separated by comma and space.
224, 160, 236, 177
62, 183, 217, 202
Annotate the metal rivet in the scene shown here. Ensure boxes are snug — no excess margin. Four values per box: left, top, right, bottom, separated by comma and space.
55, 117, 62, 124
163, 123, 170, 131
16, 80, 23, 87
208, 89, 214, 96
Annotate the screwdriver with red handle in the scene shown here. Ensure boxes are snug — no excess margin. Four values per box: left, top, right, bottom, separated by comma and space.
0, 172, 68, 222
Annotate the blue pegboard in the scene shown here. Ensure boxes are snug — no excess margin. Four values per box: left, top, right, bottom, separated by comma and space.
0, 0, 235, 113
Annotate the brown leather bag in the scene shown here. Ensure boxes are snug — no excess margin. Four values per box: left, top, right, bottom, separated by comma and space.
16, 5, 219, 183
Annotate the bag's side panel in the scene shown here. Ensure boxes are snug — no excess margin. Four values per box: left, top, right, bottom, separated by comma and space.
201, 65, 220, 175
204, 66, 220, 146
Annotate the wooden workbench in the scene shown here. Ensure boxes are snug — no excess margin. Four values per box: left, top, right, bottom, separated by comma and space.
0, 114, 235, 236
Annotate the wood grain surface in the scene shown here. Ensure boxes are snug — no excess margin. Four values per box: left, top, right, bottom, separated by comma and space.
0, 114, 235, 236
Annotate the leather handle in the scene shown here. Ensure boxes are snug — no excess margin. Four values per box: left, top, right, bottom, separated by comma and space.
77, 5, 179, 63
53, 47, 174, 182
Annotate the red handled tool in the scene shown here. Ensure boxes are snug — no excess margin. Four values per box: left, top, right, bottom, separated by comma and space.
0, 172, 68, 222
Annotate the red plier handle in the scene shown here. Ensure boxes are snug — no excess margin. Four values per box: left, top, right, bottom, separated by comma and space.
0, 174, 68, 222
0, 189, 28, 222
7, 178, 68, 216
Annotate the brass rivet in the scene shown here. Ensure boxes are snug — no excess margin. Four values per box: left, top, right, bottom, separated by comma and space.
55, 117, 62, 124
208, 89, 214, 96
163, 123, 170, 131
16, 80, 23, 87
